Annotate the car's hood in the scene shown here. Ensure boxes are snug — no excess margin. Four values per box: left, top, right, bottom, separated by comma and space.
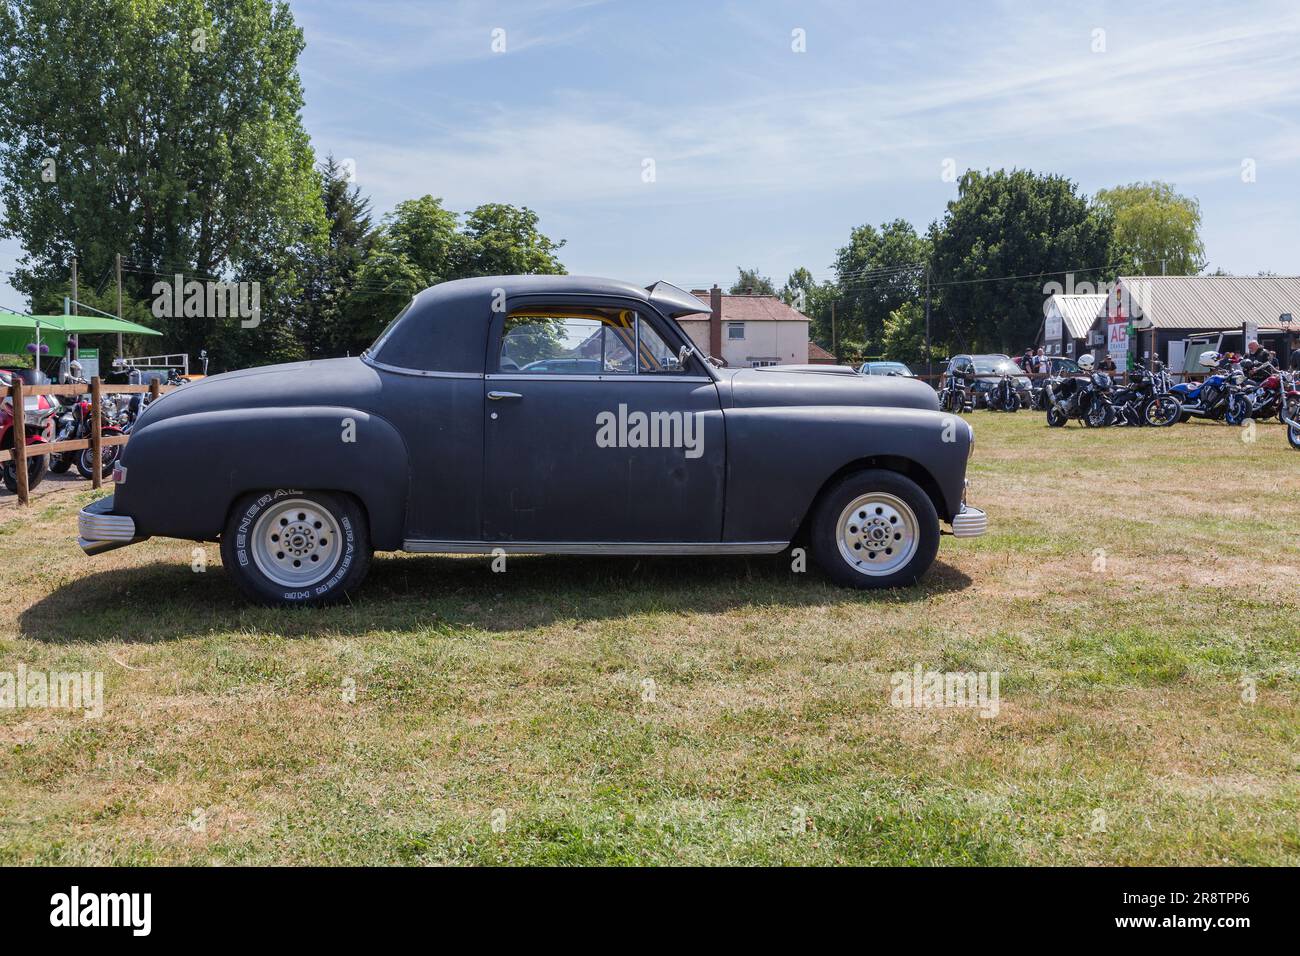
720, 366, 939, 411
133, 357, 383, 429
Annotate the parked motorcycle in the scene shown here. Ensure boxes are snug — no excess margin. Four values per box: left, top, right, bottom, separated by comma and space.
49, 393, 125, 480
1235, 360, 1288, 421
0, 370, 57, 492
1044, 356, 1115, 427
1278, 373, 1300, 450
1112, 363, 1181, 427
938, 372, 972, 414
986, 373, 1021, 412
1170, 351, 1251, 424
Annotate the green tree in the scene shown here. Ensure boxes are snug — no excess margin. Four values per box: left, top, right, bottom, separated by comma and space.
831, 219, 929, 354
297, 156, 375, 358
729, 267, 776, 295
878, 301, 939, 369
780, 266, 836, 354
453, 203, 566, 277
336, 197, 567, 355
0, 0, 326, 368
1093, 181, 1205, 276
930, 169, 1114, 353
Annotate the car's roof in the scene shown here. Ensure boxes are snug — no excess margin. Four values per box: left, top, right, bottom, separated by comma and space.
412, 275, 710, 317
372, 276, 709, 375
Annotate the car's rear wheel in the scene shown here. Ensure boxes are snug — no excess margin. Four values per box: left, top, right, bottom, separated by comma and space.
810, 469, 939, 589
221, 490, 372, 606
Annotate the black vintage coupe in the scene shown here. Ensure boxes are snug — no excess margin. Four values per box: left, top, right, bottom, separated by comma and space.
79, 276, 986, 604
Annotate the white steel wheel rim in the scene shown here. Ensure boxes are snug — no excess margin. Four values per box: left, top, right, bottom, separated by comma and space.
836, 492, 919, 577
250, 498, 343, 589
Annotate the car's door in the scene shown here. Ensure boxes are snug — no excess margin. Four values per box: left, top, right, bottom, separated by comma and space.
482, 301, 725, 543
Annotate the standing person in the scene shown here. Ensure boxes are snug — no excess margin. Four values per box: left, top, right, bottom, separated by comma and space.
1021, 348, 1033, 371
1097, 353, 1117, 373
1034, 347, 1049, 376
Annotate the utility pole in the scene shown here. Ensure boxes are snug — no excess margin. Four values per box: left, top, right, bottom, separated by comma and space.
69, 256, 78, 369
115, 252, 124, 357
924, 265, 933, 380
831, 300, 837, 361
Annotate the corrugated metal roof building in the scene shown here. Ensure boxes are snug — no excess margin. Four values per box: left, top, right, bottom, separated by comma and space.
1117, 275, 1300, 331
1092, 275, 1300, 371
1040, 293, 1107, 357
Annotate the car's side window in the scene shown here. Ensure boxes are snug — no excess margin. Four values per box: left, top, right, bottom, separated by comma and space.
499, 311, 637, 375
636, 318, 686, 374
498, 307, 692, 376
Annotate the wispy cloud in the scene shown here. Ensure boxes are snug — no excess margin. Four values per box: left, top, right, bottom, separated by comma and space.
319, 2, 1300, 212
296, 0, 607, 70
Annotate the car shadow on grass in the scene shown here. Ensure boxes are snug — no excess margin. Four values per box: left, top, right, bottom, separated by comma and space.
18, 551, 972, 644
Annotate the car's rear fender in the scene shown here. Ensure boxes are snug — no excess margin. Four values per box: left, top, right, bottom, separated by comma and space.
112, 406, 409, 550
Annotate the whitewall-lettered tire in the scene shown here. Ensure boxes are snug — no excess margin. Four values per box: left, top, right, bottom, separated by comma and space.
221, 489, 372, 606
810, 469, 940, 589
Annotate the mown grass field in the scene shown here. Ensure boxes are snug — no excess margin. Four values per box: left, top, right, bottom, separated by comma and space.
1, 412, 1297, 865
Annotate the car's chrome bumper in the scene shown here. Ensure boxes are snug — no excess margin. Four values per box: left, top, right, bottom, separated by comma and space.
950, 504, 988, 538
78, 496, 148, 555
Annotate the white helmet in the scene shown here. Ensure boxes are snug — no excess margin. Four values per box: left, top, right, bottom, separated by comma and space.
1198, 350, 1220, 368
1077, 354, 1095, 370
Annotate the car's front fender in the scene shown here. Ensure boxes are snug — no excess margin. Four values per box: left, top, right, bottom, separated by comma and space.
721, 405, 971, 542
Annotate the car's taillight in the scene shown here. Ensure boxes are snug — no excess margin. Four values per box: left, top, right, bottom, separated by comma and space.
112, 462, 126, 484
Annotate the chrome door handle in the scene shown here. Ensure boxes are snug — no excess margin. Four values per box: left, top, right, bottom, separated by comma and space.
487, 390, 523, 401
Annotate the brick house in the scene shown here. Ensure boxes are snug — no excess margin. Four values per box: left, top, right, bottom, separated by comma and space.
679, 285, 812, 367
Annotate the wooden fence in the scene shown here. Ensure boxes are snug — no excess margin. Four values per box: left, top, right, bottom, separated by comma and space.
1, 376, 175, 506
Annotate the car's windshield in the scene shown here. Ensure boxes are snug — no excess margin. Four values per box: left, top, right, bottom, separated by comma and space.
972, 356, 1019, 375
870, 362, 911, 375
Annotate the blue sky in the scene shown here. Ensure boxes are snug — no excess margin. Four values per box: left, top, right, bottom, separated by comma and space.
5, 0, 1300, 308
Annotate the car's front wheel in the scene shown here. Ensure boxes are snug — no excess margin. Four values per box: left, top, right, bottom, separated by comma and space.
810, 469, 940, 589
220, 490, 372, 606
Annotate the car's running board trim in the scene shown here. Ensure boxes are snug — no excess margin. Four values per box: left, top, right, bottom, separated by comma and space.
402, 540, 788, 556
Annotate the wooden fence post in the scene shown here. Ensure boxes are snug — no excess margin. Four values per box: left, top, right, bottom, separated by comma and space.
11, 376, 28, 505
90, 376, 103, 489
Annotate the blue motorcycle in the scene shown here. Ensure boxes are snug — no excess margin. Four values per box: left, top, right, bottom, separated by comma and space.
1170, 362, 1251, 425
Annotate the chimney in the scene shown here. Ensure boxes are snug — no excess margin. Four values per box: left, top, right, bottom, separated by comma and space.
709, 284, 722, 359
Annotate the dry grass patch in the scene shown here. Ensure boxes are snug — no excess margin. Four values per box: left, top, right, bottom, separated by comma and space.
1, 412, 1298, 864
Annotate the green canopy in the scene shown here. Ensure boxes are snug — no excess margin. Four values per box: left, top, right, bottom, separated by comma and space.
0, 313, 161, 359
0, 313, 162, 335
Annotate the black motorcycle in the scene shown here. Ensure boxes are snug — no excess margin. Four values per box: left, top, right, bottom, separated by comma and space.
1045, 369, 1115, 427
938, 372, 972, 414
986, 373, 1021, 412
1111, 364, 1181, 427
